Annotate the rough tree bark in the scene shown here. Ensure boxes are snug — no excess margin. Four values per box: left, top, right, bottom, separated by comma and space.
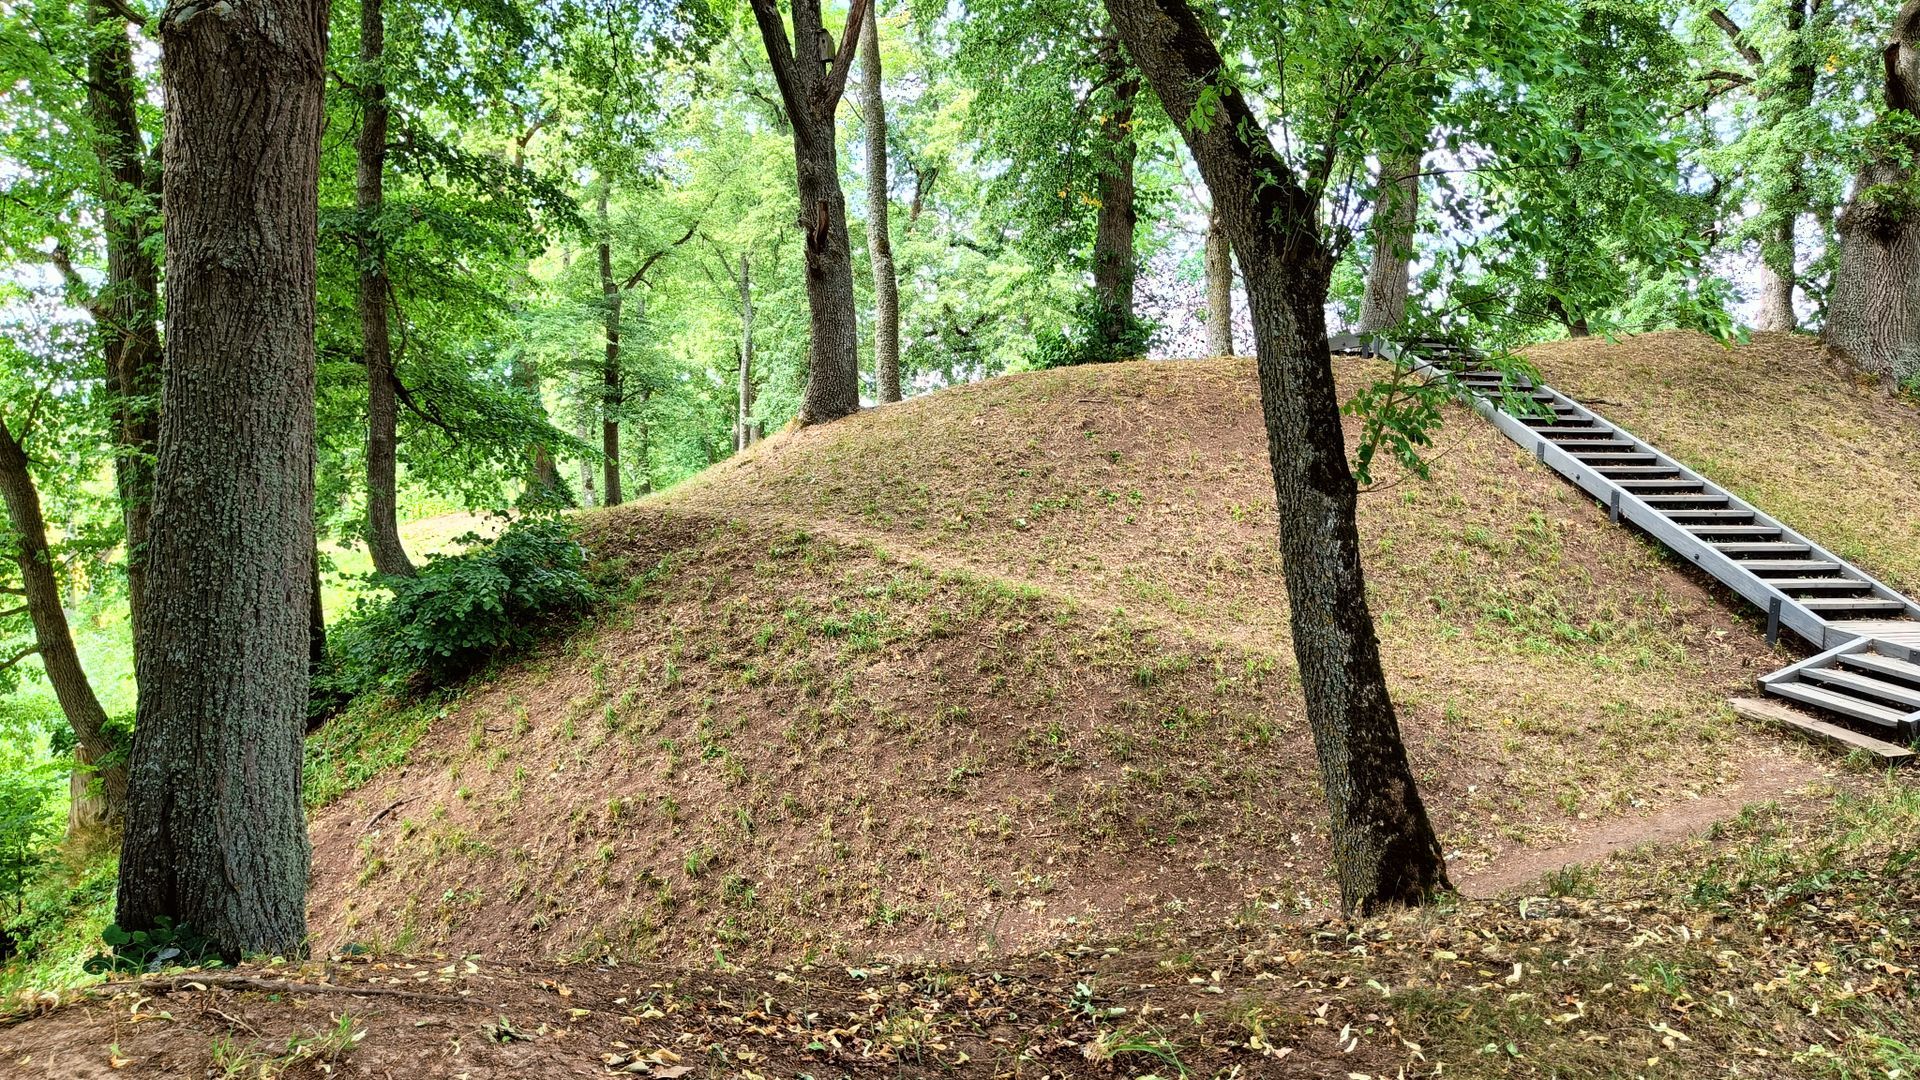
1092, 67, 1140, 351
859, 4, 901, 403
750, 0, 872, 424
1826, 0, 1920, 386
1753, 214, 1799, 333
83, 0, 162, 651
358, 0, 412, 577
115, 0, 326, 960
1358, 148, 1420, 335
1102, 0, 1449, 913
1204, 207, 1234, 356
736, 253, 757, 451
515, 357, 563, 501
597, 188, 624, 507
0, 420, 129, 828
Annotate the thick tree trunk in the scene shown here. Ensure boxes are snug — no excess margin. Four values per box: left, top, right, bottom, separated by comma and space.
598, 189, 624, 506
1092, 71, 1140, 351
515, 358, 562, 501
84, 0, 162, 657
0, 421, 128, 827
115, 0, 325, 961
1103, 0, 1449, 914
1358, 148, 1420, 335
750, 0, 870, 425
859, 5, 901, 404
1204, 207, 1234, 356
575, 412, 596, 507
358, 0, 412, 578
1826, 1, 1920, 385
792, 125, 862, 422
736, 254, 756, 451
1753, 216, 1798, 332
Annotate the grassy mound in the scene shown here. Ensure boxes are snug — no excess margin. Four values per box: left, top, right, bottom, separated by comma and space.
304, 346, 1851, 968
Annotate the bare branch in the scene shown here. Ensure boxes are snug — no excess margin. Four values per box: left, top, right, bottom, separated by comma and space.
749, 0, 810, 145
102, 0, 147, 28
0, 606, 26, 620
818, 0, 873, 109
1708, 9, 1764, 69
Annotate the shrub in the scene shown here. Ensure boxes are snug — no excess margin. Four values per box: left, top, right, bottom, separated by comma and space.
317, 515, 598, 702
1031, 294, 1156, 369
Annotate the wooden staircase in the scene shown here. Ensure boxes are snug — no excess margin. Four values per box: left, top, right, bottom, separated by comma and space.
1328, 335, 1920, 758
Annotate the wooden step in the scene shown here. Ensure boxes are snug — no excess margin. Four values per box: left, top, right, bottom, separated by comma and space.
1768, 577, 1874, 593
1541, 429, 1622, 441
1615, 479, 1704, 492
1741, 560, 1843, 574
1638, 494, 1729, 507
1802, 667, 1920, 709
1798, 597, 1910, 616
1663, 509, 1755, 522
1600, 466, 1683, 477
1842, 651, 1920, 687
1520, 417, 1599, 429
1729, 697, 1913, 761
1684, 524, 1781, 537
1556, 441, 1639, 454
1768, 681, 1911, 728
1712, 541, 1813, 557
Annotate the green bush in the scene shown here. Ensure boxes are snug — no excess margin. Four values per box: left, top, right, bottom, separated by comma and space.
316, 515, 598, 703
1031, 294, 1156, 369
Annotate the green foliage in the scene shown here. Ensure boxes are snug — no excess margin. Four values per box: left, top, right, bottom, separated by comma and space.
0, 771, 55, 924
1031, 295, 1157, 369
319, 515, 599, 699
83, 917, 219, 975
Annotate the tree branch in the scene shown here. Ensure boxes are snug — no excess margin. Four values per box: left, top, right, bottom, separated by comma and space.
0, 606, 26, 620
1708, 8, 1764, 69
749, 0, 810, 146
102, 0, 147, 28
0, 644, 41, 674
818, 0, 872, 109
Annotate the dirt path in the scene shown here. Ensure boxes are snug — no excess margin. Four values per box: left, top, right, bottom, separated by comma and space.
1455, 754, 1826, 898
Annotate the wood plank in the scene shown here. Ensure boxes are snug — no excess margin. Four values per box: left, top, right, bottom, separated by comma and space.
1768, 577, 1874, 592
1800, 597, 1909, 614
1741, 560, 1842, 573
1729, 697, 1914, 761
1803, 667, 1920, 708
1712, 542, 1813, 556
1843, 651, 1920, 685
1683, 524, 1781, 536
1767, 681, 1909, 726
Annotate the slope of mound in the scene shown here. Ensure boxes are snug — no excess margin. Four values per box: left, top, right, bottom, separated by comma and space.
305, 353, 1840, 968
1529, 330, 1920, 594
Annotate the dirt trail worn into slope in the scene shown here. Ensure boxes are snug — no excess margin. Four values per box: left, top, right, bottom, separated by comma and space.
1456, 755, 1826, 898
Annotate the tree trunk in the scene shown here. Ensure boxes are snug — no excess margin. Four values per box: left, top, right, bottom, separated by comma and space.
515, 358, 562, 501
1103, 0, 1449, 914
597, 188, 624, 506
1826, 0, 1920, 385
84, 0, 162, 658
115, 0, 325, 961
750, 0, 871, 425
737, 254, 756, 451
1092, 70, 1140, 351
575, 412, 596, 507
859, 4, 902, 404
1204, 207, 1234, 356
0, 421, 129, 827
358, 0, 412, 578
1753, 218, 1798, 333
1358, 148, 1420, 335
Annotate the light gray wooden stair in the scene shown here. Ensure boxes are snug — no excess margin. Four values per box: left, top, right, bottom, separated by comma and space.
1328, 334, 1920, 757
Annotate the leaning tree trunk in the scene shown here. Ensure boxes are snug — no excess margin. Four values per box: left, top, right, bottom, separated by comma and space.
859, 4, 901, 404
750, 0, 872, 425
1092, 71, 1140, 353
115, 0, 325, 961
358, 0, 412, 577
1358, 148, 1421, 335
84, 0, 163, 655
1204, 207, 1234, 356
1826, 1, 1920, 385
597, 188, 624, 506
1103, 0, 1449, 914
0, 421, 129, 827
736, 254, 756, 451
